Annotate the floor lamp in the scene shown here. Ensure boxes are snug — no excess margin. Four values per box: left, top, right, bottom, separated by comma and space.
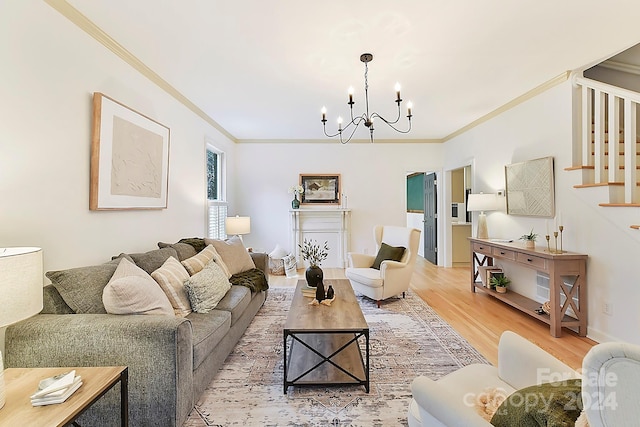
0, 247, 43, 410
467, 193, 498, 239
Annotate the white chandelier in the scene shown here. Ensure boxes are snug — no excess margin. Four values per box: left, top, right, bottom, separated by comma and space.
321, 53, 413, 144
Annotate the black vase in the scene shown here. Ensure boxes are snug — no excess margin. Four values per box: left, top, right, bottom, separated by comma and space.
315, 282, 325, 302
326, 285, 334, 300
305, 265, 323, 287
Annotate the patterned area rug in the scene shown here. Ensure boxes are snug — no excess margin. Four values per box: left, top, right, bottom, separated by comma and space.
184, 287, 488, 427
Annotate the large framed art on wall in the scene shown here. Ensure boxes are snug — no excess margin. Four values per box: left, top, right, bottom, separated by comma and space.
90, 93, 170, 210
505, 156, 555, 217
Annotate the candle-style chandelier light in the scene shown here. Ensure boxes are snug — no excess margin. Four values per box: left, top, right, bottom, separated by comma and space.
321, 53, 413, 144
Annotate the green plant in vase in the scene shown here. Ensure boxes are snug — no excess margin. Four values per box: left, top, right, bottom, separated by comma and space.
288, 185, 304, 209
519, 229, 538, 249
489, 274, 510, 293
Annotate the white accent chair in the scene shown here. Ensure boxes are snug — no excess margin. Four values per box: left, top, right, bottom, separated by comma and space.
409, 331, 640, 426
581, 340, 640, 427
408, 331, 578, 427
345, 225, 421, 308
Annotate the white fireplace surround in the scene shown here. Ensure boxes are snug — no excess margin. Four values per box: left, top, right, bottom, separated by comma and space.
289, 208, 351, 268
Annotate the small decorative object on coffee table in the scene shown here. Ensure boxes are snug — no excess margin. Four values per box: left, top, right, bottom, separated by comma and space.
315, 281, 325, 302
298, 238, 329, 287
326, 285, 334, 300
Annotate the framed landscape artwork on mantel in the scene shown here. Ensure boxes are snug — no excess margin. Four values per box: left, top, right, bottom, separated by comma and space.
90, 93, 170, 210
300, 174, 341, 204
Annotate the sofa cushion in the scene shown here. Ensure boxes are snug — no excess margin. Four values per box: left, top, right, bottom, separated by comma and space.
46, 262, 118, 314
151, 256, 192, 317
215, 285, 251, 324
157, 242, 198, 261
181, 245, 230, 278
184, 260, 231, 313
345, 267, 383, 288
102, 258, 174, 316
187, 310, 231, 370
205, 236, 255, 275
371, 242, 406, 269
113, 247, 179, 275
41, 285, 74, 314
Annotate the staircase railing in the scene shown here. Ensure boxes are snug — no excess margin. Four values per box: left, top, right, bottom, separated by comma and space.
573, 76, 640, 204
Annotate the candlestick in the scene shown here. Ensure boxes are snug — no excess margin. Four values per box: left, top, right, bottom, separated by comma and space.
559, 225, 564, 253
545, 234, 550, 253
553, 231, 558, 254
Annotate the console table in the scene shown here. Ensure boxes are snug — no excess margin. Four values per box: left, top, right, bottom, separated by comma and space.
469, 238, 588, 337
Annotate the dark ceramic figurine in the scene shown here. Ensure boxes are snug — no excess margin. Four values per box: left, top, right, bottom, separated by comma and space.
315, 281, 325, 302
326, 285, 334, 300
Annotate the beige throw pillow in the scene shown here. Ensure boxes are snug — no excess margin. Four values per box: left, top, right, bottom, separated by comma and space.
184, 259, 231, 313
205, 236, 255, 276
151, 256, 192, 317
102, 258, 174, 316
181, 245, 231, 278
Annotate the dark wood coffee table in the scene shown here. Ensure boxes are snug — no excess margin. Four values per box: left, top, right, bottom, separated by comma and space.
283, 279, 369, 393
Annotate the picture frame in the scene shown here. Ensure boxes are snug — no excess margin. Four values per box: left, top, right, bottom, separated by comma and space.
300, 174, 341, 204
505, 156, 555, 217
90, 93, 170, 210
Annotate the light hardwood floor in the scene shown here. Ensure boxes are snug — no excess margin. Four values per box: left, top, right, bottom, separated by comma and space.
269, 257, 597, 370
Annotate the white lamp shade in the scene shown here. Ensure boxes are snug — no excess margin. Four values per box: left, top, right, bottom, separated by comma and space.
467, 193, 499, 212
225, 216, 251, 235
0, 247, 43, 328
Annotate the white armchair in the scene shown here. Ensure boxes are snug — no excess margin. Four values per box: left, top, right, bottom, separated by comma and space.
581, 340, 640, 427
408, 331, 578, 427
345, 225, 421, 308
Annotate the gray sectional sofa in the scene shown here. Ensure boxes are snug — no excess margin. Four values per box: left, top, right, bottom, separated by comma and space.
5, 239, 269, 426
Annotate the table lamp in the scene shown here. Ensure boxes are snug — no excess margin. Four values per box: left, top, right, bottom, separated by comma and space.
225, 216, 251, 242
467, 193, 498, 239
0, 247, 43, 410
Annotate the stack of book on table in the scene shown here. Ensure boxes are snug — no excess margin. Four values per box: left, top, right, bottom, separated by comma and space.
30, 370, 82, 406
301, 285, 317, 298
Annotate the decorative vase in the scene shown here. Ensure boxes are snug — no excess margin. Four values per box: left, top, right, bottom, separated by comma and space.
315, 281, 325, 302
291, 194, 300, 209
525, 240, 535, 249
496, 286, 507, 293
326, 285, 335, 300
305, 265, 323, 287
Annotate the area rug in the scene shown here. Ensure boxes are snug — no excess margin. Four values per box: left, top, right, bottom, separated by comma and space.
184, 287, 488, 427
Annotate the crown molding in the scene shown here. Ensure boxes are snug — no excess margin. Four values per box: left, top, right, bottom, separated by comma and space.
44, 0, 237, 143
442, 71, 571, 142
598, 59, 640, 76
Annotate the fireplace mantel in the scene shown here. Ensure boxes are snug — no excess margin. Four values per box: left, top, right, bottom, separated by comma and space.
289, 208, 351, 268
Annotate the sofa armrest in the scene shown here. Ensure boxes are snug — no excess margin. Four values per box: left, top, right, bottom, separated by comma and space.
498, 331, 577, 390
250, 251, 268, 275
6, 314, 194, 426
411, 376, 491, 427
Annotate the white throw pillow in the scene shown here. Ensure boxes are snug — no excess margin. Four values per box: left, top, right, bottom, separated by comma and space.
205, 236, 255, 276
151, 256, 192, 317
183, 260, 231, 313
102, 258, 173, 316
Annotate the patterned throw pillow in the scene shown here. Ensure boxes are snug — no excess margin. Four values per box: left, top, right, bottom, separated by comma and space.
151, 256, 192, 317
183, 260, 231, 313
181, 245, 231, 278
102, 258, 174, 316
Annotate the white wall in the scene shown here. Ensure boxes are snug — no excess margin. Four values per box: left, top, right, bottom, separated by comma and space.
443, 80, 640, 345
0, 2, 234, 272
234, 142, 443, 260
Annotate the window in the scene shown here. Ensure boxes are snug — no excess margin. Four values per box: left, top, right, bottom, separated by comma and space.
206, 140, 227, 239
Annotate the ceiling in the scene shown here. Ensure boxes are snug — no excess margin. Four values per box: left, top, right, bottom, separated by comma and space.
57, 0, 640, 142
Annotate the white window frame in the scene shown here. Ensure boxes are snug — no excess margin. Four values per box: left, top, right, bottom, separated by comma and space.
205, 138, 227, 239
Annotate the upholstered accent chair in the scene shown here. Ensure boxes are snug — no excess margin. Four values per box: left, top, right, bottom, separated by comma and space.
345, 225, 421, 308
